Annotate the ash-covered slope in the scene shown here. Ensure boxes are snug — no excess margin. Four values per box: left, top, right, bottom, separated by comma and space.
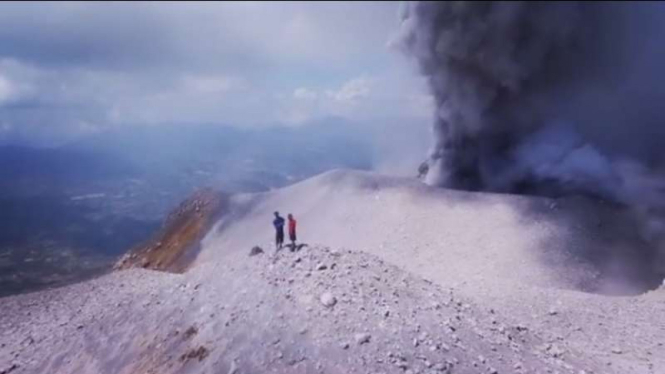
199, 169, 661, 295
197, 169, 665, 373
1, 169, 664, 374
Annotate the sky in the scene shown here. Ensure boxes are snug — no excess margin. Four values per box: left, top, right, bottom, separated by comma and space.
0, 1, 433, 146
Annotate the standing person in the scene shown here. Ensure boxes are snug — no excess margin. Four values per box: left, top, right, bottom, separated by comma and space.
273, 211, 285, 251
287, 214, 297, 251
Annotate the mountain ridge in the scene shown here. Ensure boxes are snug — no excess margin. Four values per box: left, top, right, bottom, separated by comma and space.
1, 169, 664, 374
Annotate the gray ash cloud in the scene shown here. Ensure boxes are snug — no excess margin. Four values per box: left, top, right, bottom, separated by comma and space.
394, 1, 665, 279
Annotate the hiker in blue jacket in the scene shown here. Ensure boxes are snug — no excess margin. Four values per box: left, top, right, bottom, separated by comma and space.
273, 211, 285, 250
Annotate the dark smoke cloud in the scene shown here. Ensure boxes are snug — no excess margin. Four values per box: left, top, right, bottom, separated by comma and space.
394, 1, 665, 280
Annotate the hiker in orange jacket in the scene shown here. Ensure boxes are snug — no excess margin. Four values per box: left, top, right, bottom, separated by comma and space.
287, 213, 297, 251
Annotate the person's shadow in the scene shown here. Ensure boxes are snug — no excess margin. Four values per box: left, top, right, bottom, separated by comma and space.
286, 243, 308, 252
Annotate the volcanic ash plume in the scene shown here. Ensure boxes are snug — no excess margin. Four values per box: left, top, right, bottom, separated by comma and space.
394, 1, 665, 279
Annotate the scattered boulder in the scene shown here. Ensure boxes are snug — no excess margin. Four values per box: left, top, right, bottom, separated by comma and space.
228, 361, 239, 374
0, 364, 19, 374
545, 343, 565, 358
396, 361, 409, 370
184, 326, 198, 339
316, 263, 328, 271
320, 292, 337, 307
433, 363, 448, 371
249, 246, 264, 256
180, 346, 210, 362
354, 333, 371, 345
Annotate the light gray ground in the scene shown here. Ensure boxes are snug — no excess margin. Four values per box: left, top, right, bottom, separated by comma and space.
1, 169, 664, 374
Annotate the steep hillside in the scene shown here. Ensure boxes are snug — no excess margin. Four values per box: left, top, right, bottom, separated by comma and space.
115, 189, 227, 273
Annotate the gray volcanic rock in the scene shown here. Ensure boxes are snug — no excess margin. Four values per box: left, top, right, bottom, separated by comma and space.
0, 245, 616, 374
249, 246, 264, 256
319, 292, 336, 307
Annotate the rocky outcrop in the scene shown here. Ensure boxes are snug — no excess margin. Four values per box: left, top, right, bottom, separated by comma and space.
114, 188, 226, 273
249, 246, 264, 257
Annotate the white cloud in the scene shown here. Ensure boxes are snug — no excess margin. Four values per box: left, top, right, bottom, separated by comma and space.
0, 60, 47, 107
0, 121, 11, 132
280, 108, 312, 126
293, 87, 318, 100
280, 78, 373, 125
182, 74, 246, 94
276, 67, 433, 127
0, 2, 437, 145
326, 77, 371, 103
0, 75, 14, 103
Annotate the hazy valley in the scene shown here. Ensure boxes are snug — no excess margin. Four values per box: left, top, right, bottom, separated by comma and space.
0, 119, 379, 296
